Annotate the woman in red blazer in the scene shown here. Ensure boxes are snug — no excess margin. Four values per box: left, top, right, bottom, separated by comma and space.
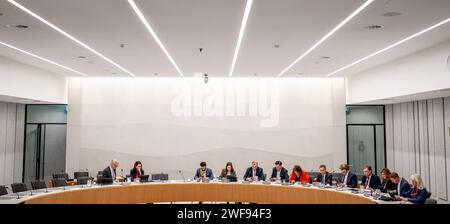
289, 165, 310, 184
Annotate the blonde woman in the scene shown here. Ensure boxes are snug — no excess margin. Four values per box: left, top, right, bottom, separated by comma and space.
399, 174, 428, 204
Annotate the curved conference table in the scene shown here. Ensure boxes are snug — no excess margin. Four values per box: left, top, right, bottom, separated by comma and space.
15, 181, 380, 204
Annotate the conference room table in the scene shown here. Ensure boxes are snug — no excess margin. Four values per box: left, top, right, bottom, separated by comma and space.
0, 180, 406, 204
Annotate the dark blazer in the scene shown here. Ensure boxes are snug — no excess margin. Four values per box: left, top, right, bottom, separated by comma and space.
270, 167, 289, 182
129, 169, 145, 180
219, 170, 237, 181
341, 171, 358, 188
315, 172, 333, 185
194, 168, 214, 180
102, 166, 116, 179
361, 174, 381, 189
398, 178, 412, 196
377, 179, 396, 193
243, 167, 265, 180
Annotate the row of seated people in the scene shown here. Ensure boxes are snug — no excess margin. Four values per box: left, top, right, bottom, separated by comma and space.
101, 159, 430, 204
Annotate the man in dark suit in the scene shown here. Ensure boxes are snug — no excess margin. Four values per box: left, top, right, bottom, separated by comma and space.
270, 161, 289, 182
339, 164, 357, 188
194, 161, 214, 181
102, 159, 121, 181
390, 171, 412, 196
314, 164, 332, 185
361, 165, 381, 189
244, 161, 265, 181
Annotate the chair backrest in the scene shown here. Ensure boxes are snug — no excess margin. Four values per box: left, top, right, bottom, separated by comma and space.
52, 179, 67, 187
98, 177, 113, 184
151, 173, 169, 181
77, 176, 93, 185
11, 183, 28, 193
140, 175, 149, 182
331, 172, 344, 183
53, 173, 69, 180
31, 181, 47, 190
0, 185, 8, 196
425, 198, 437, 204
74, 171, 89, 179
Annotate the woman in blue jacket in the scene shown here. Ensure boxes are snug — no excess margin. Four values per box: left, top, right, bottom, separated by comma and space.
400, 174, 428, 204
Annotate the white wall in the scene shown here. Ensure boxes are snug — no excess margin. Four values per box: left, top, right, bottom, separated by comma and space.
347, 39, 450, 104
0, 56, 68, 104
0, 102, 25, 186
66, 77, 347, 179
385, 97, 450, 204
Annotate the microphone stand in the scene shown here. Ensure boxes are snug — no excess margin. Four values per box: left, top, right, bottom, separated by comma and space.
178, 170, 186, 182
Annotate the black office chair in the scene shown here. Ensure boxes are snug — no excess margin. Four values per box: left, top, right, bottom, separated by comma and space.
0, 185, 8, 196
424, 191, 437, 204
31, 181, 47, 190
11, 183, 28, 193
77, 176, 93, 185
52, 173, 71, 181
151, 173, 169, 181
97, 177, 113, 184
52, 178, 67, 188
74, 171, 89, 179
140, 175, 150, 183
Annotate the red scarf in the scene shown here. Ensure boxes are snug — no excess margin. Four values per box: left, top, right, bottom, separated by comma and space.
411, 186, 419, 198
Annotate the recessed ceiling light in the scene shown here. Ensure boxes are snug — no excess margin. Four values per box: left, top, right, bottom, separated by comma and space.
4, 24, 29, 29
0, 41, 88, 76
277, 0, 374, 76
128, 0, 183, 77
326, 18, 450, 77
365, 25, 384, 30
228, 0, 253, 76
7, 0, 135, 77
382, 12, 402, 17
15, 24, 28, 29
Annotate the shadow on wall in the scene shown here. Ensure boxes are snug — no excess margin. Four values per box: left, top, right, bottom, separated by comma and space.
79, 147, 334, 180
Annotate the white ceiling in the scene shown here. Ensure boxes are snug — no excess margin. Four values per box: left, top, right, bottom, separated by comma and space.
363, 88, 450, 104
0, 0, 449, 77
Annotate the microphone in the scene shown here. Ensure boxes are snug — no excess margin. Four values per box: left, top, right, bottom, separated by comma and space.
178, 170, 186, 182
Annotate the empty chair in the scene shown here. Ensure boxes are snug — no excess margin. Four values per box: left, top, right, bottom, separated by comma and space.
53, 173, 70, 180
151, 173, 169, 181
77, 176, 93, 185
97, 177, 113, 184
31, 181, 47, 190
140, 175, 149, 183
0, 185, 8, 196
11, 183, 28, 193
52, 179, 67, 187
74, 171, 89, 179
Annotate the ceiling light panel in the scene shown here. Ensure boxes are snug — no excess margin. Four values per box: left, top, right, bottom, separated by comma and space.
8, 0, 136, 76
0, 40, 88, 76
232, 0, 364, 77
294, 0, 450, 77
